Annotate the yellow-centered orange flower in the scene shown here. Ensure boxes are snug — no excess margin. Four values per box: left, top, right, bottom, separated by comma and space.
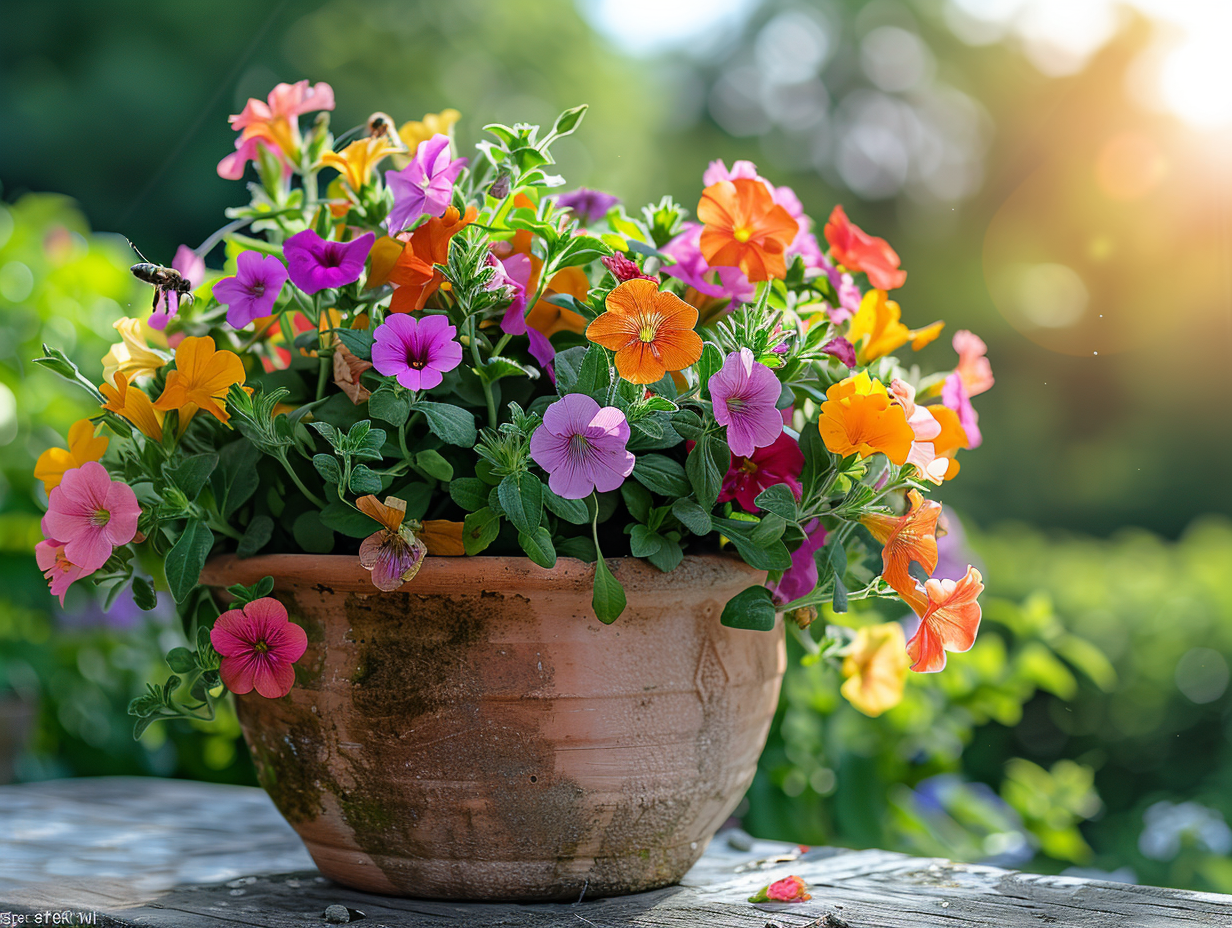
818, 371, 914, 464
902, 566, 983, 673
394, 109, 461, 169
926, 405, 968, 481
841, 623, 911, 717
153, 336, 246, 430
697, 178, 798, 282
861, 489, 942, 600
846, 289, 944, 363
318, 135, 401, 192
33, 419, 109, 493
585, 279, 703, 384
101, 317, 168, 387
101, 372, 165, 442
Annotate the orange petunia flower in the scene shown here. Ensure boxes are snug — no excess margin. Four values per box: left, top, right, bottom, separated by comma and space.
34, 419, 109, 493
101, 372, 166, 442
417, 519, 465, 556
861, 489, 942, 599
823, 204, 907, 291
697, 178, 798, 282
585, 279, 703, 384
846, 289, 943, 363
318, 135, 401, 193
370, 205, 477, 313
841, 622, 911, 717
902, 566, 983, 673
818, 371, 914, 465
153, 336, 246, 430
926, 405, 968, 481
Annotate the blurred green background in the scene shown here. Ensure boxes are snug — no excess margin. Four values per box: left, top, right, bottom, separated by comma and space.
2, 0, 1230, 892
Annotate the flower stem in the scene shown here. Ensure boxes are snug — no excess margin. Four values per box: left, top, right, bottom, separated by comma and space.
468, 316, 499, 428
237, 314, 282, 353
277, 451, 327, 509
316, 355, 329, 401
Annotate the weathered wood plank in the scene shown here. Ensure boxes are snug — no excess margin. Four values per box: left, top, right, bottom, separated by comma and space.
2, 778, 1231, 927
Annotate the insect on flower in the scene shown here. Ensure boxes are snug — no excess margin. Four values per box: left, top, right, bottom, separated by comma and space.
128, 240, 196, 313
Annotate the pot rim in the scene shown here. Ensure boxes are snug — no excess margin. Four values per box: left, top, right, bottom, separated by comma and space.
200, 553, 766, 595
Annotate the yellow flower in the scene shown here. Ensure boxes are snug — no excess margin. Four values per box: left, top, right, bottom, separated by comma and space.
393, 109, 461, 169
318, 135, 401, 193
153, 336, 246, 430
101, 373, 165, 442
101, 317, 169, 387
841, 623, 911, 717
33, 419, 109, 493
846, 289, 943, 363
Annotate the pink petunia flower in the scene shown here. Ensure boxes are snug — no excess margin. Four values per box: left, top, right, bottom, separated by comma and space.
40, 462, 140, 573
210, 597, 308, 699
385, 134, 468, 233
217, 134, 287, 182
953, 329, 994, 397
35, 539, 88, 606
941, 372, 981, 449
770, 519, 828, 605
284, 229, 375, 295
149, 245, 206, 331
891, 378, 949, 484
218, 80, 335, 179
213, 251, 289, 329
371, 313, 463, 391
529, 394, 635, 499
661, 223, 756, 306
719, 431, 804, 513
709, 348, 784, 458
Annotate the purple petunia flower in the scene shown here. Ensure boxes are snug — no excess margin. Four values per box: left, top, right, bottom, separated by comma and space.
148, 245, 205, 331
529, 394, 635, 499
284, 229, 375, 295
769, 519, 828, 605
553, 188, 619, 225
385, 134, 467, 233
371, 313, 463, 391
942, 371, 982, 449
213, 251, 288, 330
709, 348, 785, 458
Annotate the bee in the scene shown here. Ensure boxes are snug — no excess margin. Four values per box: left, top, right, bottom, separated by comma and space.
129, 242, 194, 312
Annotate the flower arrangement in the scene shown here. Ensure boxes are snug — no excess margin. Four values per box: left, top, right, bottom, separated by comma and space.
30, 81, 993, 735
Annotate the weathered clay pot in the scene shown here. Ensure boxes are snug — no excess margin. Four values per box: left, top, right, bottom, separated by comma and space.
200, 554, 785, 901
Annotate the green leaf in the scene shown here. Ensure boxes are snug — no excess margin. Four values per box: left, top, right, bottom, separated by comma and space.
592, 555, 626, 625
620, 481, 653, 524
628, 524, 664, 558
798, 428, 829, 501
553, 345, 587, 393
313, 453, 342, 485
645, 537, 684, 572
713, 517, 793, 571
549, 103, 587, 139
556, 536, 597, 562
416, 402, 477, 447
498, 473, 544, 536
132, 715, 159, 740
542, 486, 590, 524
165, 453, 219, 501
349, 464, 384, 494
553, 234, 613, 270
166, 647, 196, 674
750, 513, 787, 547
574, 343, 612, 397
165, 520, 215, 604
641, 395, 678, 413
463, 508, 501, 555
308, 419, 345, 450
721, 585, 777, 631
320, 501, 380, 538
236, 515, 273, 558
478, 356, 540, 385
292, 510, 335, 554
828, 540, 848, 578
686, 435, 729, 510
672, 498, 712, 535
631, 416, 663, 440
632, 453, 690, 497
832, 574, 849, 614
414, 449, 454, 482
754, 483, 798, 520
671, 409, 704, 441
131, 576, 158, 611
449, 477, 490, 512
369, 383, 411, 426
697, 342, 724, 395
518, 527, 557, 568
335, 328, 374, 360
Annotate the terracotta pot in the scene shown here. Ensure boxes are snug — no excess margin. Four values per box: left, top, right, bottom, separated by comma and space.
200, 554, 785, 901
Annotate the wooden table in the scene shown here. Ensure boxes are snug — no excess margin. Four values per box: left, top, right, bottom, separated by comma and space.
2, 777, 1230, 927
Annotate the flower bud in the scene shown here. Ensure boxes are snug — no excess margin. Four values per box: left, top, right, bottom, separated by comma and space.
787, 606, 817, 630
601, 253, 656, 283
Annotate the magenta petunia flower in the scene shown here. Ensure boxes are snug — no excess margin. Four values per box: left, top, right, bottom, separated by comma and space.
942, 372, 982, 449
385, 134, 468, 233
770, 519, 829, 605
718, 431, 804, 513
371, 313, 463, 391
491, 252, 532, 336
530, 394, 635, 499
210, 597, 308, 699
284, 229, 375, 295
709, 348, 784, 458
35, 539, 88, 606
554, 188, 619, 225
661, 223, 756, 306
820, 336, 857, 368
40, 461, 140, 573
213, 251, 289, 329
601, 253, 656, 283
149, 245, 206, 331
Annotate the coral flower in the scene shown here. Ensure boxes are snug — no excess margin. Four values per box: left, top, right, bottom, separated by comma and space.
719, 431, 804, 513
101, 372, 165, 441
34, 420, 109, 493
903, 566, 984, 673
841, 622, 911, 717
149, 245, 205, 330
846, 289, 943, 363
284, 229, 375, 295
386, 134, 468, 233
953, 329, 993, 397
228, 80, 334, 161
371, 314, 463, 391
356, 495, 429, 591
102, 316, 169, 386
210, 597, 308, 699
861, 489, 942, 600
926, 404, 968, 481
942, 372, 982, 449
395, 109, 461, 168
697, 178, 799, 282
709, 348, 784, 458
818, 371, 914, 465
213, 251, 288, 330
35, 539, 88, 606
41, 461, 140, 573
586, 279, 703, 385
823, 204, 907, 291
661, 222, 756, 317
530, 394, 635, 499
748, 875, 812, 903
319, 135, 401, 192
769, 519, 828, 606
153, 336, 247, 429
372, 205, 477, 313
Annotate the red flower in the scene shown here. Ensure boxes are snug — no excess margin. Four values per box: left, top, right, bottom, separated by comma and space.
210, 598, 308, 698
749, 874, 813, 903
823, 204, 907, 291
718, 431, 804, 512
903, 566, 984, 673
